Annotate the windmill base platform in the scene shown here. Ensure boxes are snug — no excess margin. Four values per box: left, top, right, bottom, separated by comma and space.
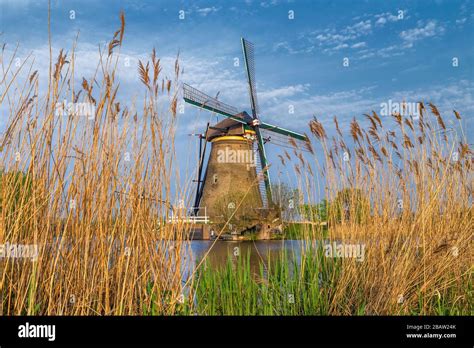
184, 221, 283, 241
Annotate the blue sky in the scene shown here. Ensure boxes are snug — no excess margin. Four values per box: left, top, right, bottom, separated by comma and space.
0, 0, 473, 198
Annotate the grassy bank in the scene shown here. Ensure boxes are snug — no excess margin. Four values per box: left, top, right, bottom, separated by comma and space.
191, 249, 472, 315
193, 248, 335, 315
283, 222, 327, 239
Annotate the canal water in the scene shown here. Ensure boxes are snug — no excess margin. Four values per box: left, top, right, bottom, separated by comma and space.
180, 240, 315, 281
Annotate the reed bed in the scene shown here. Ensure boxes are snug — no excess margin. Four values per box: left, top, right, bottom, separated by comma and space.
189, 79, 472, 316
190, 93, 472, 316
1, 12, 472, 315
299, 104, 473, 314
1, 13, 190, 315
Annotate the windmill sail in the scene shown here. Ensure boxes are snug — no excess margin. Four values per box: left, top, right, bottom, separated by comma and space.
260, 128, 312, 153
253, 142, 269, 208
193, 123, 210, 214
254, 128, 272, 206
260, 121, 308, 141
241, 38, 259, 118
242, 38, 273, 204
183, 83, 249, 123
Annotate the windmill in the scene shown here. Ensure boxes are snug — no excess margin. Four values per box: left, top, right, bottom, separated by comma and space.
184, 38, 309, 238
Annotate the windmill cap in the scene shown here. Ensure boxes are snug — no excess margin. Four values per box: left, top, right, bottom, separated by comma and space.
206, 118, 255, 141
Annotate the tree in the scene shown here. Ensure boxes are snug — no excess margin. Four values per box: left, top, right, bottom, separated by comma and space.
212, 191, 261, 233
329, 188, 370, 224
271, 182, 299, 220
301, 199, 328, 222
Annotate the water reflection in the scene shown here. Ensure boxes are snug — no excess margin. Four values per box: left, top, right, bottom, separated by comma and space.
181, 240, 311, 280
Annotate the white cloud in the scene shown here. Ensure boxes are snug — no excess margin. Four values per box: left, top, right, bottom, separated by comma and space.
260, 0, 279, 8
357, 44, 405, 60
260, 86, 379, 130
376, 17, 387, 26
359, 51, 375, 59
273, 41, 296, 54
400, 20, 445, 48
377, 45, 402, 58
273, 41, 314, 54
388, 80, 474, 127
260, 80, 473, 135
351, 42, 367, 49
259, 84, 310, 101
356, 17, 445, 60
196, 6, 220, 16
305, 19, 373, 54
313, 33, 348, 44
329, 43, 348, 51
375, 12, 402, 26
345, 20, 372, 37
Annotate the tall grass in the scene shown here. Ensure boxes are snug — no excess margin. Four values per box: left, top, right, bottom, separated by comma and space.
190, 79, 472, 316
1, 12, 189, 315
193, 242, 471, 315
262, 104, 473, 315
0, 10, 472, 316
194, 246, 339, 315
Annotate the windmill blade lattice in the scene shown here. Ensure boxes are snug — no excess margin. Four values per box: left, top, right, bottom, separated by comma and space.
260, 128, 312, 153
253, 142, 269, 208
183, 83, 246, 122
241, 38, 259, 118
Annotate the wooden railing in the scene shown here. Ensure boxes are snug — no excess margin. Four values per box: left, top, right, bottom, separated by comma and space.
168, 215, 209, 224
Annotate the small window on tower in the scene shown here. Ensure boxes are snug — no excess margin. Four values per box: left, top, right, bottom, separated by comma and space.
213, 174, 218, 184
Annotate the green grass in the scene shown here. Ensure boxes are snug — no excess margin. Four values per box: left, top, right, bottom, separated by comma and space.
193, 246, 342, 315
283, 223, 327, 240
190, 248, 471, 316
